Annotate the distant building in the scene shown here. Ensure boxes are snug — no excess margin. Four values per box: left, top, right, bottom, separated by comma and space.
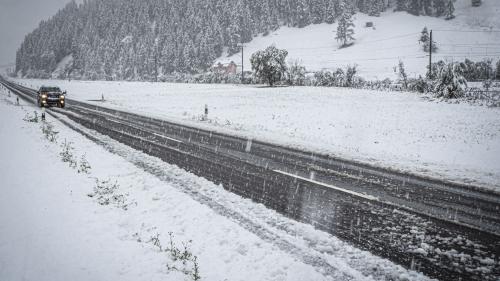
212, 61, 238, 75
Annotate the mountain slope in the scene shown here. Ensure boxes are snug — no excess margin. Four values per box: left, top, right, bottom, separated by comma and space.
218, 0, 500, 80
15, 0, 500, 81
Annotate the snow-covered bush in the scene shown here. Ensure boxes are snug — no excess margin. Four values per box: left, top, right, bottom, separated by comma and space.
139, 231, 201, 280
344, 65, 358, 87
313, 70, 334, 86
465, 59, 494, 81
408, 76, 432, 93
88, 178, 132, 210
434, 59, 494, 81
482, 79, 493, 91
362, 78, 393, 91
78, 154, 91, 174
60, 139, 77, 168
312, 65, 362, 88
149, 233, 163, 251
286, 60, 307, 86
313, 69, 345, 87
397, 60, 408, 89
165, 232, 201, 281
433, 62, 468, 99
250, 45, 288, 86
41, 122, 59, 143
23, 111, 38, 123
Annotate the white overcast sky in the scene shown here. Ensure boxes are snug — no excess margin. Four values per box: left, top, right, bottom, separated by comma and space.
0, 0, 78, 66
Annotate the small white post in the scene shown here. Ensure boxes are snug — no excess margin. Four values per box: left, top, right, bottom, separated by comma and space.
245, 139, 252, 152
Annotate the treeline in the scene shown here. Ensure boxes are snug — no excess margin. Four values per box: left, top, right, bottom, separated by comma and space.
16, 0, 459, 80
394, 0, 457, 17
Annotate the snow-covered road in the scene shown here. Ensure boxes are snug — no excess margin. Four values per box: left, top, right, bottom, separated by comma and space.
11, 78, 500, 191
0, 83, 432, 280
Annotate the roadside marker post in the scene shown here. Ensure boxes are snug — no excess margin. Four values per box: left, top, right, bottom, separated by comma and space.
245, 139, 252, 152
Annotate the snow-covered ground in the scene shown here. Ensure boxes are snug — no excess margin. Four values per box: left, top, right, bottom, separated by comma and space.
0, 86, 434, 280
217, 0, 500, 80
9, 78, 500, 191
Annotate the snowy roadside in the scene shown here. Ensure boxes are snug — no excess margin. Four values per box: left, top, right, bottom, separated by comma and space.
0, 87, 324, 280
0, 85, 433, 280
10, 78, 500, 191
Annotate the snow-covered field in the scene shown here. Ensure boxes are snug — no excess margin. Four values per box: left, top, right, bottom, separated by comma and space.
0, 86, 433, 280
217, 0, 500, 80
10, 77, 500, 191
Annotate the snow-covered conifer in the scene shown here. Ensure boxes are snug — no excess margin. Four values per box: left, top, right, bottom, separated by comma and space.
395, 0, 407, 11
325, 1, 336, 24
496, 60, 500, 80
419, 27, 437, 52
398, 60, 408, 89
434, 0, 447, 16
335, 0, 355, 48
369, 0, 381, 17
445, 0, 455, 20
408, 1, 422, 15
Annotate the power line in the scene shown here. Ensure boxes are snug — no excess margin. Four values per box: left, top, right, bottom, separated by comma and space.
438, 54, 500, 58
292, 51, 425, 59
433, 29, 500, 33
436, 52, 500, 55
288, 43, 420, 54
319, 55, 427, 63
263, 33, 421, 51
360, 32, 420, 44
286, 45, 336, 50
439, 43, 500, 46
222, 30, 498, 67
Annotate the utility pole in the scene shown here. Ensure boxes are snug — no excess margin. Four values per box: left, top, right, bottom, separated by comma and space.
237, 43, 244, 83
429, 29, 433, 79
241, 44, 244, 83
155, 41, 158, 83
239, 23, 244, 84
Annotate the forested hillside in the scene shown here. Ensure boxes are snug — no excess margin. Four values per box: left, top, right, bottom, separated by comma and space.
16, 0, 460, 80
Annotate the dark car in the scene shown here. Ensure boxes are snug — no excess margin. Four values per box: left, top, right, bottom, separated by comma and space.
37, 86, 66, 108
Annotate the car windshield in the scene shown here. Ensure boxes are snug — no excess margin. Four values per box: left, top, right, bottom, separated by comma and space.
41, 87, 61, 92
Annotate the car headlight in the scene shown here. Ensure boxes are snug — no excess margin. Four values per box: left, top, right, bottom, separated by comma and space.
41, 94, 47, 99
60, 95, 65, 99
